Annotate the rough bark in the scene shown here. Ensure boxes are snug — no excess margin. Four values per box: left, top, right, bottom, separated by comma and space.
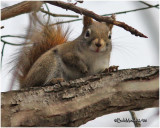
1, 66, 159, 127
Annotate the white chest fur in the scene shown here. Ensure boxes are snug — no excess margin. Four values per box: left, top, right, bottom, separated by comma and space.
78, 50, 110, 75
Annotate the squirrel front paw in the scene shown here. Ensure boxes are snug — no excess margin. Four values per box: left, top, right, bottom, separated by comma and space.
103, 65, 119, 73
48, 78, 64, 85
79, 64, 88, 74
81, 67, 88, 74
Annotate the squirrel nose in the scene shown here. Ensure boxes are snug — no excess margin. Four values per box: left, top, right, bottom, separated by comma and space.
95, 43, 101, 47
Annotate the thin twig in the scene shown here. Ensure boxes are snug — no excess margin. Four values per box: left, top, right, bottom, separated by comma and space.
1, 43, 6, 67
129, 111, 141, 127
139, 1, 159, 9
51, 18, 81, 25
32, 12, 45, 26
44, 3, 50, 25
1, 39, 26, 46
1, 35, 25, 38
103, 4, 159, 16
74, 0, 84, 5
40, 8, 79, 18
1, 35, 26, 66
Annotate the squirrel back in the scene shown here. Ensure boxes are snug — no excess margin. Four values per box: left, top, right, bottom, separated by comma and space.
16, 24, 70, 85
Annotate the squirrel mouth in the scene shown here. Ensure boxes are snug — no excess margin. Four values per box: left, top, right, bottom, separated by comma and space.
96, 48, 100, 52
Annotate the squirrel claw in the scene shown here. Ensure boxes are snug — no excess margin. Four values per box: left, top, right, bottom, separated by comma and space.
44, 78, 65, 87
81, 67, 88, 74
50, 78, 65, 85
103, 65, 119, 73
81, 69, 88, 74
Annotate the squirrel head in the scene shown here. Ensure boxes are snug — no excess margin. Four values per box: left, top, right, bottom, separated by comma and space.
80, 15, 115, 53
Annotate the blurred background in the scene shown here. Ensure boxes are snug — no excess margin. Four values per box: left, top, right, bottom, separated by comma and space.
1, 0, 159, 127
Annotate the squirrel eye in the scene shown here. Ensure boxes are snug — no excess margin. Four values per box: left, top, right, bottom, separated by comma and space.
108, 32, 111, 39
84, 29, 91, 39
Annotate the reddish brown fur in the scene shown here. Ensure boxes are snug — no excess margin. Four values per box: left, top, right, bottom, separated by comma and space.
17, 25, 69, 85
83, 16, 93, 28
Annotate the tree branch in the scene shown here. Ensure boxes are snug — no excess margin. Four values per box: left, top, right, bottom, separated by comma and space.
1, 66, 159, 127
1, 1, 148, 38
49, 4, 159, 25
40, 8, 79, 18
1, 1, 43, 20
46, 1, 148, 38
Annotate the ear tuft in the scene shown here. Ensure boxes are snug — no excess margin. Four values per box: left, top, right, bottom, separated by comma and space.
83, 16, 93, 28
111, 14, 116, 21
107, 14, 116, 31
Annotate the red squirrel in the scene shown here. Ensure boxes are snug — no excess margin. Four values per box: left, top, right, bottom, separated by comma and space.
15, 15, 116, 88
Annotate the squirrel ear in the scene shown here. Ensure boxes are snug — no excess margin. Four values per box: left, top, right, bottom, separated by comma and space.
83, 16, 93, 28
106, 14, 116, 31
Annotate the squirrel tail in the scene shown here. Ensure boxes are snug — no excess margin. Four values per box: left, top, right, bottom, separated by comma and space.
16, 24, 70, 85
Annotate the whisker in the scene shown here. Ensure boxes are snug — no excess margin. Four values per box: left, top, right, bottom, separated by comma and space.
112, 45, 138, 67
112, 41, 136, 47
112, 35, 131, 41
111, 46, 132, 63
112, 45, 136, 58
